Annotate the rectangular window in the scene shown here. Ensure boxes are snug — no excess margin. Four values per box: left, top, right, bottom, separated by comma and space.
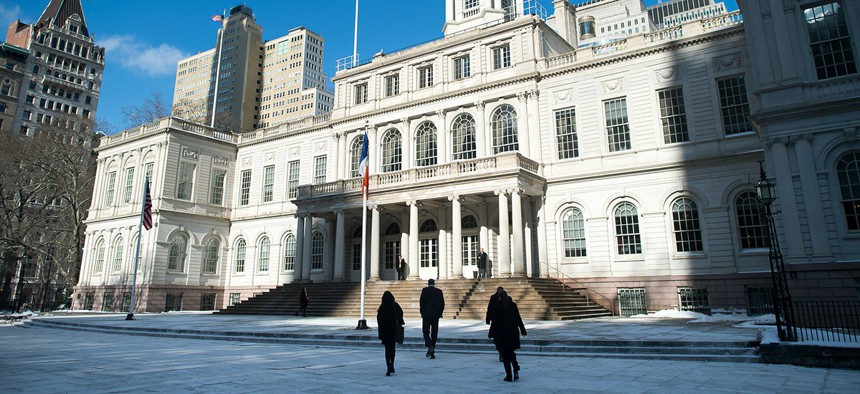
604, 97, 631, 152
352, 243, 362, 271
554, 107, 578, 159
201, 293, 216, 310
418, 66, 433, 89
454, 55, 471, 80
658, 87, 689, 143
717, 75, 751, 135
287, 160, 300, 199
384, 74, 400, 97
102, 293, 114, 312
122, 292, 131, 312
176, 162, 196, 200
354, 83, 368, 104
228, 293, 241, 306
164, 293, 183, 312
123, 168, 135, 203
804, 2, 856, 80
144, 163, 154, 183
419, 238, 438, 267
262, 165, 275, 203
240, 170, 252, 206
104, 171, 116, 206
314, 155, 327, 184
492, 44, 511, 69
210, 169, 226, 205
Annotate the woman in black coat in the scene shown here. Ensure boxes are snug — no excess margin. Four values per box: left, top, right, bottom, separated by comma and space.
488, 291, 527, 382
376, 291, 405, 376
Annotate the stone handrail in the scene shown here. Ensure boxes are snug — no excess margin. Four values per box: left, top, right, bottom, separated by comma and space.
100, 116, 237, 147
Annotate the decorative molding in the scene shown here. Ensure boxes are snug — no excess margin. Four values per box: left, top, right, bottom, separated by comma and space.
265, 152, 276, 163
601, 78, 624, 94
315, 141, 327, 152
181, 147, 199, 161
289, 147, 301, 158
713, 52, 742, 71
654, 66, 680, 82
552, 88, 573, 104
241, 156, 252, 167
212, 156, 228, 167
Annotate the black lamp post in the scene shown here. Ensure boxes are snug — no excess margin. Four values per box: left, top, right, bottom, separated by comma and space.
755, 160, 796, 341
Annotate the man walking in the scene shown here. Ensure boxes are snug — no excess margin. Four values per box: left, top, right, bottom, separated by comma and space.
477, 248, 488, 278
419, 279, 445, 359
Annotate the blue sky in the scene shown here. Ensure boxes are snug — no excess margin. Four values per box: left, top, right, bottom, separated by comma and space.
1, 0, 738, 133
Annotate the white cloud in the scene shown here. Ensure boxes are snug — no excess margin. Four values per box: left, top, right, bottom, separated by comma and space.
100, 34, 188, 77
0, 4, 22, 26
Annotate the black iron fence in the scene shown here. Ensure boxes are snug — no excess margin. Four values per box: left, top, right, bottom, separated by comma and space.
790, 301, 860, 343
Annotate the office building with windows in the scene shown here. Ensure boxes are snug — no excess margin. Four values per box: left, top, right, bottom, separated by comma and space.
74, 0, 860, 315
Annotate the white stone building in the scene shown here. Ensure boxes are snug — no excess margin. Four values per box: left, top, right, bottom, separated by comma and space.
73, 0, 860, 314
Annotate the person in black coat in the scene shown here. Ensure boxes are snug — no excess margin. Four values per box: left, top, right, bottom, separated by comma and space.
419, 278, 445, 358
488, 291, 527, 382
295, 286, 309, 317
477, 248, 488, 278
485, 286, 506, 362
377, 291, 404, 376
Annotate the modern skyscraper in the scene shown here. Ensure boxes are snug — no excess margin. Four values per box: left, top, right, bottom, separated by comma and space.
3, 0, 105, 136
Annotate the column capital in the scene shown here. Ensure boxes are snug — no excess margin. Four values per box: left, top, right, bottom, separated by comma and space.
527, 90, 539, 100
447, 195, 463, 202
333, 131, 345, 140
494, 189, 508, 196
517, 91, 528, 102
475, 101, 485, 111
406, 199, 422, 207
436, 109, 445, 119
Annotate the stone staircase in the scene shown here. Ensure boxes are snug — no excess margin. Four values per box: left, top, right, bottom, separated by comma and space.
217, 278, 613, 321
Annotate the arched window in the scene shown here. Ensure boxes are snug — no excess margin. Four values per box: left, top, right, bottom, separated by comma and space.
562, 208, 586, 257
258, 236, 270, 272
614, 202, 641, 255
672, 197, 703, 252
111, 236, 124, 272
168, 233, 188, 271
385, 223, 401, 235
93, 238, 105, 273
349, 136, 363, 178
462, 215, 478, 229
415, 121, 437, 167
203, 239, 219, 274
420, 219, 438, 232
451, 114, 476, 161
311, 232, 324, 270
235, 239, 246, 273
382, 129, 402, 173
491, 104, 518, 154
736, 191, 766, 249
837, 152, 860, 230
282, 234, 296, 271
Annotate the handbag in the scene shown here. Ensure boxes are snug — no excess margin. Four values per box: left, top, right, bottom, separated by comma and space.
395, 324, 404, 344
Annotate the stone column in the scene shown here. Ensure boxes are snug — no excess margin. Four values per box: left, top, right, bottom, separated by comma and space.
402, 118, 412, 169
408, 200, 420, 279
438, 204, 448, 280
511, 189, 525, 277
769, 139, 804, 261
479, 198, 489, 275
537, 196, 549, 278
450, 195, 463, 278
497, 190, 511, 277
527, 91, 542, 159
370, 205, 381, 281
294, 213, 305, 282
794, 135, 832, 259
302, 214, 313, 281
436, 110, 447, 165
523, 196, 534, 278
333, 209, 345, 281
516, 92, 531, 157
334, 131, 345, 180
475, 101, 487, 157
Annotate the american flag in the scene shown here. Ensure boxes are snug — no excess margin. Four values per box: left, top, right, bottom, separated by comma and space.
211, 14, 224, 22
358, 132, 370, 197
142, 179, 153, 230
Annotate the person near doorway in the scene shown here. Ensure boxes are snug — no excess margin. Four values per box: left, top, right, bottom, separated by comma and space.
396, 255, 406, 280
419, 278, 445, 359
477, 248, 488, 278
295, 286, 309, 317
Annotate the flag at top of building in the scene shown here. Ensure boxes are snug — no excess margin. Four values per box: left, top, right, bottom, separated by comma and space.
142, 179, 153, 230
211, 14, 224, 22
358, 132, 370, 198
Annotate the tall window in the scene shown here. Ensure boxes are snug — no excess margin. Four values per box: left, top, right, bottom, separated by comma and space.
382, 129, 402, 173
604, 97, 631, 152
451, 114, 476, 161
717, 76, 751, 135
123, 168, 134, 203
203, 239, 219, 274
235, 239, 246, 273
420, 219, 438, 267
176, 162, 195, 200
311, 232, 324, 270
555, 107, 578, 159
314, 155, 327, 184
415, 121, 438, 167
418, 66, 433, 89
352, 243, 362, 271
350, 136, 363, 178
210, 169, 226, 205
258, 236, 270, 272
354, 83, 368, 104
282, 234, 296, 270
735, 191, 767, 249
614, 202, 642, 255
837, 152, 860, 230
144, 162, 154, 184
562, 208, 586, 257
658, 87, 688, 143
454, 55, 471, 80
492, 44, 511, 69
262, 165, 275, 203
168, 233, 188, 271
804, 2, 856, 80
672, 197, 703, 252
385, 74, 400, 97
111, 237, 124, 272
104, 171, 116, 207
491, 104, 518, 154
239, 170, 251, 206
287, 161, 300, 199
93, 239, 105, 273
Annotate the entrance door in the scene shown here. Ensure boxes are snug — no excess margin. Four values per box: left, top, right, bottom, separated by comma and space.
461, 235, 479, 278
383, 241, 400, 280
418, 238, 438, 279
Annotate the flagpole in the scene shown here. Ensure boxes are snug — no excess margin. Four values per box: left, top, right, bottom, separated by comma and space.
356, 124, 369, 330
210, 11, 226, 128
125, 177, 149, 320
352, 0, 359, 67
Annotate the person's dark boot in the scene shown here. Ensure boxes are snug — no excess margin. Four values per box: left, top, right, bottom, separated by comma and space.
430, 345, 436, 359
503, 361, 512, 382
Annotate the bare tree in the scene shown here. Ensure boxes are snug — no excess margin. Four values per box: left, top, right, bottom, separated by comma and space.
120, 91, 170, 129
172, 97, 233, 131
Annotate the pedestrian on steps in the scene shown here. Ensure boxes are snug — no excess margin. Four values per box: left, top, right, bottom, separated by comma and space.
295, 286, 309, 317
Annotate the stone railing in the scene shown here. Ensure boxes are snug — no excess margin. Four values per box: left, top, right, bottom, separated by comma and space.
100, 116, 237, 147
238, 113, 332, 143
298, 153, 541, 199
